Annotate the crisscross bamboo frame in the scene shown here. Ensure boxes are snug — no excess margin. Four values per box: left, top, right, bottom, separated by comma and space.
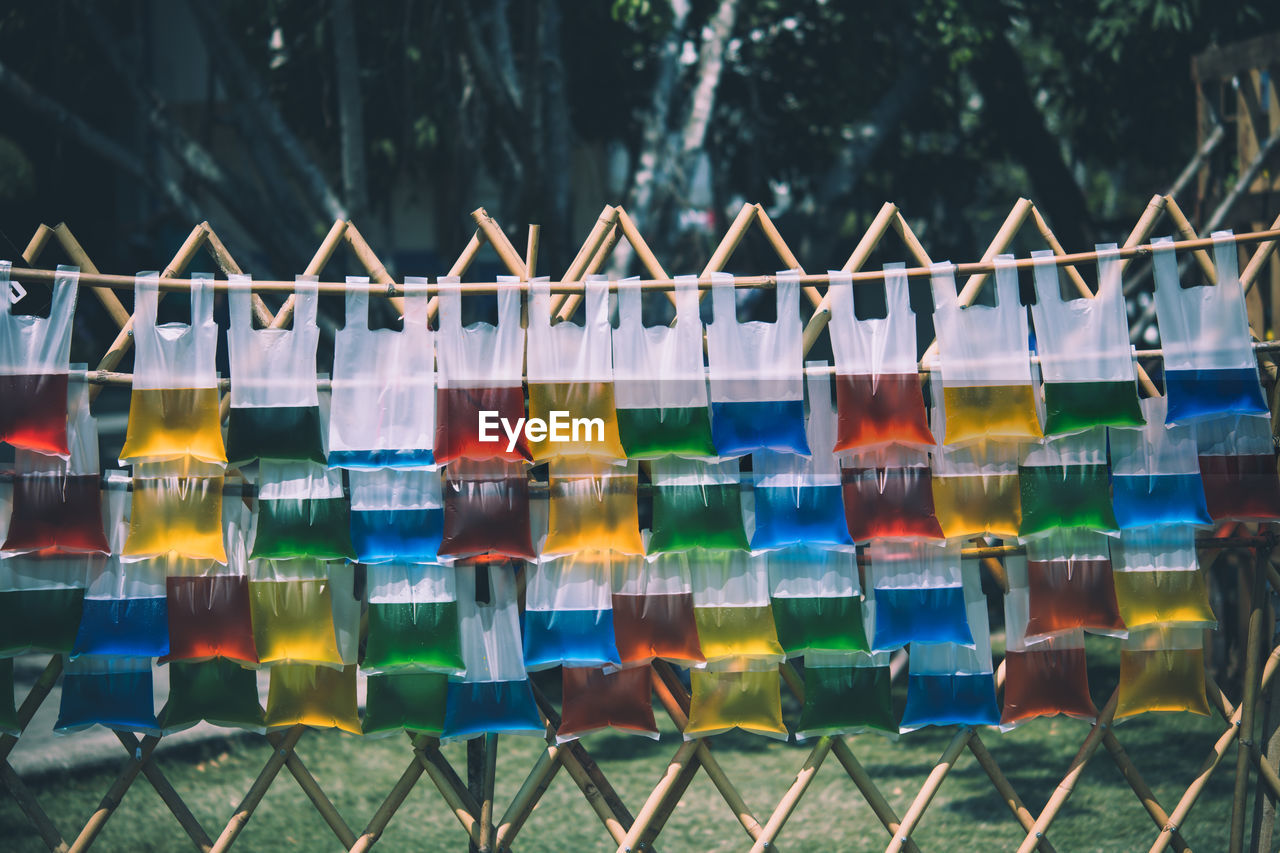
2, 194, 1279, 852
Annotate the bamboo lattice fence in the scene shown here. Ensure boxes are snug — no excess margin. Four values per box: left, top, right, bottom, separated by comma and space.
2, 194, 1280, 853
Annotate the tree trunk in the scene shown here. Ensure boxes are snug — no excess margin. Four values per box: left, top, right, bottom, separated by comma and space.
331, 0, 368, 226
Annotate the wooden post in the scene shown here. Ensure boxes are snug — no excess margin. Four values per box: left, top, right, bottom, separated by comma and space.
1231, 545, 1271, 852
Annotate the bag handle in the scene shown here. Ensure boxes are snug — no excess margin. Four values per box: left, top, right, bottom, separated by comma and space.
47, 265, 79, 329
884, 262, 912, 317
1211, 230, 1244, 308
929, 262, 957, 314
344, 276, 370, 332
294, 275, 320, 328
496, 276, 524, 332
1030, 249, 1062, 305
228, 274, 253, 331
617, 276, 642, 328
584, 274, 610, 332
528, 276, 552, 330
776, 268, 800, 327
1151, 236, 1178, 298
1095, 243, 1122, 304
992, 254, 1019, 309
826, 269, 853, 327
133, 271, 161, 328
402, 276, 430, 330
190, 272, 215, 326
710, 271, 737, 324
437, 275, 462, 329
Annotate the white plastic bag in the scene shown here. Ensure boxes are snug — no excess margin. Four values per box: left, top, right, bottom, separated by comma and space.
524, 552, 620, 670
364, 562, 462, 675
868, 539, 971, 650
349, 468, 444, 563
689, 550, 784, 664
767, 546, 865, 656
0, 262, 79, 457
1111, 525, 1216, 630
706, 270, 808, 456
329, 275, 435, 468
1109, 395, 1211, 528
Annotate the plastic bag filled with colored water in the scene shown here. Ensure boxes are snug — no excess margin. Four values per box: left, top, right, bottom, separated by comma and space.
1002, 559, 1098, 725
2, 378, 110, 556
796, 650, 897, 739
612, 275, 716, 459
328, 276, 435, 468
524, 552, 621, 670
684, 658, 788, 740
225, 275, 326, 464
1020, 531, 1125, 639
690, 550, 785, 663
0, 554, 86, 655
1196, 413, 1280, 521
544, 459, 644, 557
1115, 626, 1211, 719
1111, 526, 1216, 630
841, 446, 944, 541
930, 433, 1024, 540
1153, 232, 1268, 424
611, 553, 704, 666
899, 582, 999, 732
768, 546, 867, 655
363, 672, 448, 737
707, 270, 808, 456
74, 556, 169, 658
158, 658, 264, 733
265, 663, 361, 734
930, 257, 1041, 444
364, 562, 463, 675
443, 563, 544, 739
123, 464, 227, 563
557, 665, 659, 743
251, 461, 354, 561
56, 655, 159, 735
827, 264, 935, 452
648, 457, 749, 554
1018, 428, 1117, 536
1029, 245, 1145, 434
526, 276, 626, 462
250, 561, 359, 668
869, 540, 971, 650
439, 459, 536, 561
0, 262, 78, 456
1109, 395, 1211, 528
349, 468, 443, 563
752, 368, 853, 550
435, 278, 529, 463
119, 272, 226, 466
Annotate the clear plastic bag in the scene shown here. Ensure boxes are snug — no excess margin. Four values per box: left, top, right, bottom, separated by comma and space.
557, 665, 659, 743
0, 262, 79, 457
751, 366, 853, 550
363, 671, 449, 737
1029, 245, 1145, 434
1111, 526, 1216, 630
1115, 626, 1210, 719
899, 570, 999, 732
684, 657, 788, 740
612, 275, 715, 459
828, 264, 934, 452
249, 560, 359, 668
1001, 557, 1098, 726
840, 445, 944, 541
1109, 395, 1211, 528
690, 549, 785, 664
523, 551, 621, 671
795, 603, 896, 740
435, 276, 530, 464
1018, 427, 1117, 537
544, 459, 643, 557
611, 552, 704, 666
55, 655, 159, 735
1153, 232, 1268, 424
930, 258, 1041, 444
225, 274, 325, 464
526, 275, 626, 462
364, 562, 463, 675
119, 271, 226, 467
122, 462, 227, 563
438, 459, 535, 561
0, 551, 88, 656
648, 457, 749, 554
441, 563, 543, 740
251, 461, 354, 560
767, 546, 866, 656
265, 663, 361, 734
868, 539, 972, 650
329, 276, 435, 468
1195, 413, 1280, 521
1021, 530, 1125, 639
2, 372, 109, 555
159, 658, 265, 734
349, 468, 443, 563
707, 270, 808, 456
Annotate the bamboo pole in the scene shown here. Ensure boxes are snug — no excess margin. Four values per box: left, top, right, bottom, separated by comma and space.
556, 219, 623, 321
0, 761, 66, 852
526, 224, 541, 279
211, 726, 307, 853
1162, 195, 1219, 283
21, 223, 54, 264
200, 224, 276, 327
616, 207, 674, 281
966, 733, 1058, 853
883, 728, 972, 852
480, 733, 498, 852
1098, 730, 1188, 851
494, 742, 562, 851
263, 730, 357, 849
1241, 208, 1280, 295
412, 739, 482, 846
636, 746, 702, 851
753, 203, 823, 308
471, 207, 529, 280
344, 220, 405, 315
618, 739, 699, 853
747, 737, 833, 853
0, 656, 63, 761
50, 224, 132, 329
112, 731, 213, 851
348, 755, 425, 853
701, 202, 758, 280
1231, 546, 1271, 852
68, 734, 163, 852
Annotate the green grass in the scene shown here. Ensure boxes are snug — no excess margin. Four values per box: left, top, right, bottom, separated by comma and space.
0, 637, 1250, 852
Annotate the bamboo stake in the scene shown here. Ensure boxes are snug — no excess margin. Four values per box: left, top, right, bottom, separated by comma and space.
619, 739, 699, 853
68, 734, 163, 852
471, 207, 529, 280
636, 746, 702, 851
1015, 691, 1120, 853
1232, 546, 1271, 852
748, 737, 833, 853
263, 730, 357, 849
0, 761, 66, 852
800, 201, 899, 353
554, 209, 622, 320
22, 223, 54, 264
753, 203, 823, 308
50, 224, 132, 329
1163, 195, 1219, 283
480, 733, 498, 852
112, 731, 213, 851
555, 222, 623, 322
494, 742, 562, 851
265, 219, 349, 328
1241, 208, 1280, 295
616, 207, 674, 282
197, 223, 274, 326
890, 210, 935, 269
701, 202, 758, 280
0, 656, 63, 761
436, 229, 487, 318
966, 733, 1058, 853
348, 755, 425, 853
412, 739, 482, 846
526, 224, 541, 279
884, 728, 972, 852
344, 220, 405, 315
211, 726, 307, 853
1098, 730, 1188, 851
